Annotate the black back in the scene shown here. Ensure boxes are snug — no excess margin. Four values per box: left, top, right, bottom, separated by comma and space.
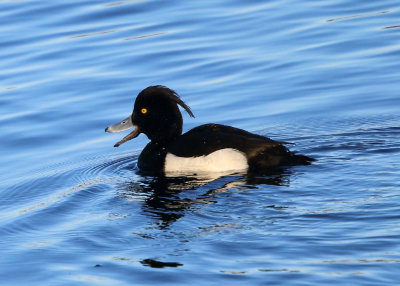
167, 124, 285, 157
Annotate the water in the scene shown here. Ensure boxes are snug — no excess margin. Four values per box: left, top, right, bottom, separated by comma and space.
1, 0, 399, 285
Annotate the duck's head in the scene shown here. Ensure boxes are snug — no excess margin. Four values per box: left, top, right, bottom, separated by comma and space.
105, 86, 194, 147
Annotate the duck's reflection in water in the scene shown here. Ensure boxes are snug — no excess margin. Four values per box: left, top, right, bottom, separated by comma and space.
115, 168, 292, 228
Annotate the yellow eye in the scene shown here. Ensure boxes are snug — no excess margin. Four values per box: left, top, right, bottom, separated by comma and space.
141, 108, 148, 114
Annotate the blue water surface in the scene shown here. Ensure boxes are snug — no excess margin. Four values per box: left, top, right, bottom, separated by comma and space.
1, 0, 400, 285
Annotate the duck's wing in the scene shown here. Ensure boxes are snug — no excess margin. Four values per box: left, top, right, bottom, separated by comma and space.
167, 123, 292, 158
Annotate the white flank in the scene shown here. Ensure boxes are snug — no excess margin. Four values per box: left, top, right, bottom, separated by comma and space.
164, 148, 248, 173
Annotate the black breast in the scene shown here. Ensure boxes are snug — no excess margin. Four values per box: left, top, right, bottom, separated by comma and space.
138, 141, 167, 174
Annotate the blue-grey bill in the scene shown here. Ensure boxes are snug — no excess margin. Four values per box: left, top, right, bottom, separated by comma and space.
105, 116, 140, 147
105, 116, 133, 133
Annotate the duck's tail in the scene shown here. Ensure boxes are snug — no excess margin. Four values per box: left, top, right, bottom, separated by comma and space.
290, 153, 316, 165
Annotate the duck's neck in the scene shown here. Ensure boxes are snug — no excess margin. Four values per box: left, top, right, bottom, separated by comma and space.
148, 121, 182, 144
